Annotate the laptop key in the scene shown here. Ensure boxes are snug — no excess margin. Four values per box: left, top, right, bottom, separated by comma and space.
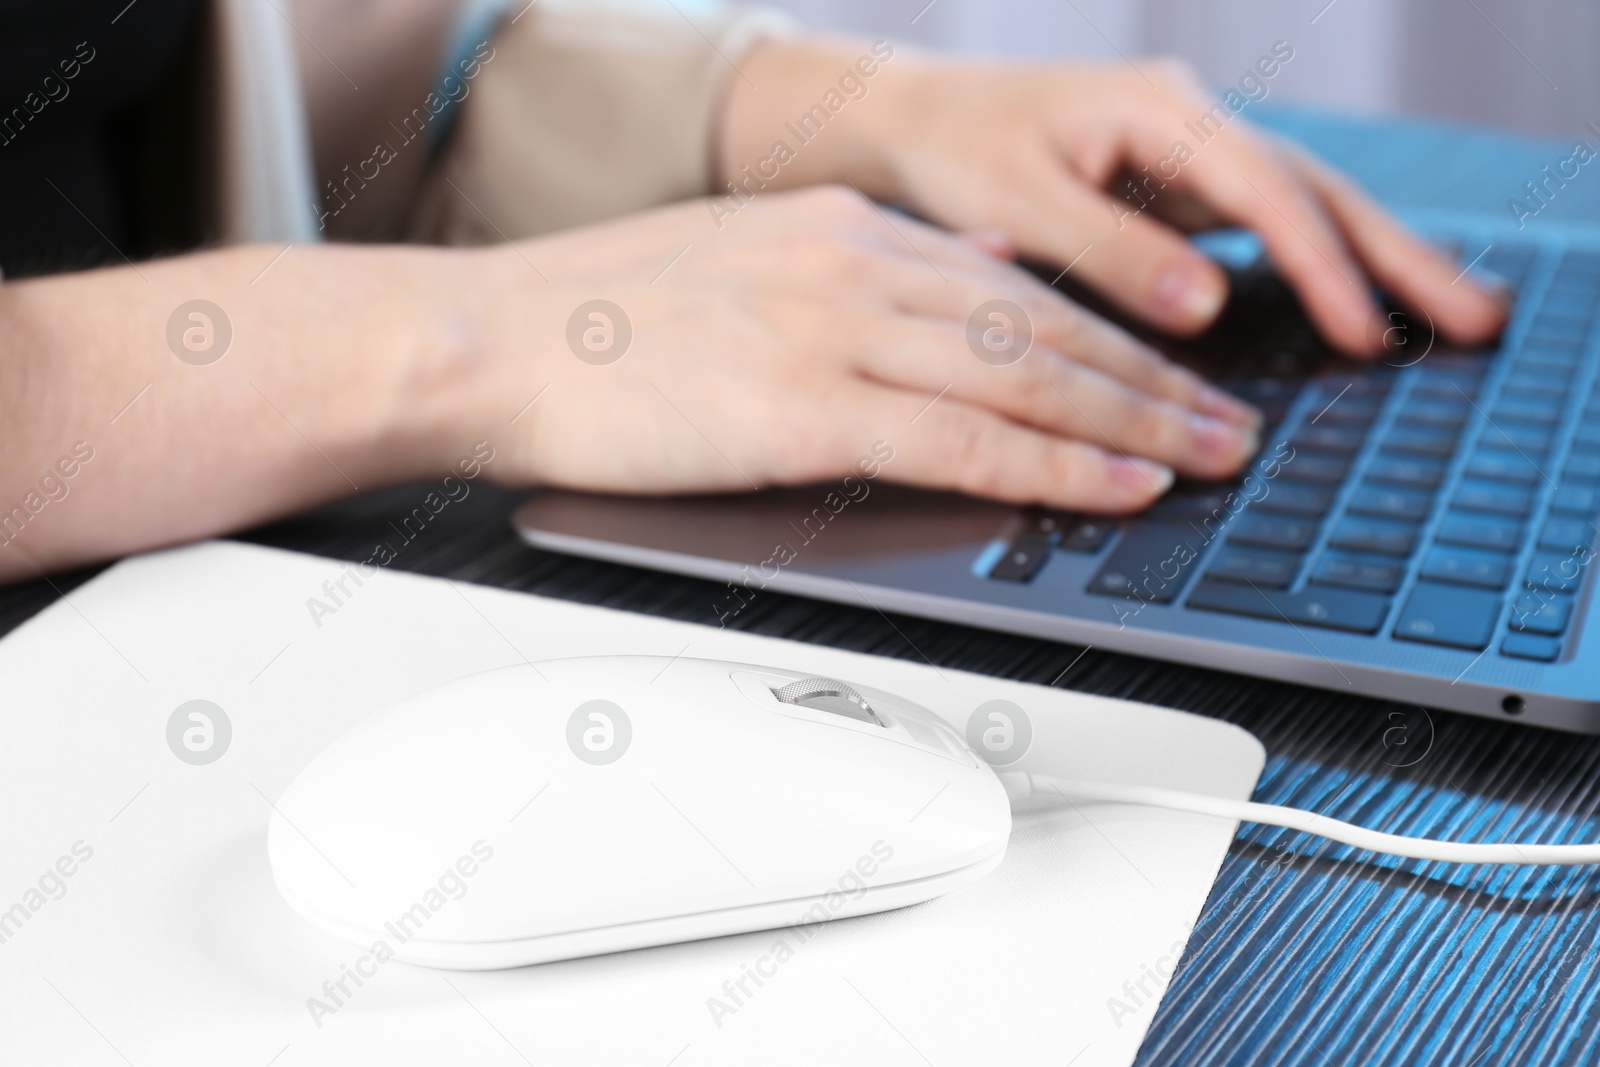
1543, 301, 1584, 320
1313, 553, 1405, 594
1421, 352, 1490, 372
1540, 516, 1596, 553
1206, 548, 1301, 588
1228, 380, 1298, 425
1552, 255, 1600, 276
1517, 347, 1581, 370
1393, 583, 1502, 651
1060, 518, 1115, 553
1534, 307, 1590, 329
1318, 371, 1395, 397
1504, 368, 1570, 394
1534, 303, 1589, 324
1420, 547, 1511, 589
1186, 580, 1390, 634
1509, 593, 1573, 635
1452, 482, 1534, 517
1228, 513, 1319, 551
1535, 281, 1588, 303
1368, 454, 1445, 489
1501, 633, 1561, 662
1278, 452, 1350, 484
1253, 482, 1334, 516
1401, 399, 1469, 428
1492, 396, 1562, 424
1414, 367, 1484, 396
1315, 395, 1381, 424
1085, 523, 1205, 603
1465, 449, 1543, 484
1291, 425, 1366, 454
1328, 517, 1419, 557
1348, 484, 1433, 522
1148, 489, 1236, 522
1551, 484, 1600, 515
1525, 325, 1589, 349
1564, 452, 1600, 481
1021, 511, 1069, 538
1415, 378, 1481, 401
1526, 552, 1589, 594
1382, 425, 1459, 458
1481, 422, 1555, 454
988, 534, 1054, 582
1436, 513, 1525, 553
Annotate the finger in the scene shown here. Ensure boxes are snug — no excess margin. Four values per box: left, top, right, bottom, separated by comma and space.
995, 154, 1234, 337
811, 201, 1259, 425
1134, 122, 1381, 355
1281, 144, 1509, 345
854, 251, 1261, 427
850, 381, 1174, 513
781, 186, 1013, 278
1004, 290, 1259, 427
843, 312, 1259, 479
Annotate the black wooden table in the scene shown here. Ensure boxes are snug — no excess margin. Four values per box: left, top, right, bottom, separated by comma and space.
11, 109, 1600, 1064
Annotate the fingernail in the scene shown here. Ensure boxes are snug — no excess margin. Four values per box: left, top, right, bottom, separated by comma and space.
1190, 413, 1257, 460
964, 229, 1015, 260
1154, 262, 1226, 324
1111, 456, 1174, 495
1475, 269, 1514, 302
1199, 384, 1262, 429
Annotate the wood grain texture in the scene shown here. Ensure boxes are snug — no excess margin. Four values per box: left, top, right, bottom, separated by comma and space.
227, 482, 1600, 1065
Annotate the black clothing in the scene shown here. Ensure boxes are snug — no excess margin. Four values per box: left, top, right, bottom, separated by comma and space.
0, 0, 201, 277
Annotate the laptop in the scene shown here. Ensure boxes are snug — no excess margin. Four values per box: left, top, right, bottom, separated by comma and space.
515, 216, 1600, 732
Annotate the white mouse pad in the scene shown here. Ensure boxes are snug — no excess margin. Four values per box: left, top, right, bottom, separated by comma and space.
0, 541, 1263, 1067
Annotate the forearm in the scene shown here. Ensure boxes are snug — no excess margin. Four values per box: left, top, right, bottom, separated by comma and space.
0, 244, 482, 583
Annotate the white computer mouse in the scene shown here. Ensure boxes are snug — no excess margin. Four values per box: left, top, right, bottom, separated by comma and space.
268, 656, 1012, 969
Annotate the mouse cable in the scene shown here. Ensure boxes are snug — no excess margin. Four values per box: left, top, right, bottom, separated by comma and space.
1022, 776, 1600, 866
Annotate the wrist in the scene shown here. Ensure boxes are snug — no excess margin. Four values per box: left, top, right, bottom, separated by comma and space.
716, 37, 918, 203
370, 245, 517, 482
389, 240, 584, 486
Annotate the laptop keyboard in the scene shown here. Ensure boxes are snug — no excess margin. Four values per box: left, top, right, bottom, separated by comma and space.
986, 239, 1600, 664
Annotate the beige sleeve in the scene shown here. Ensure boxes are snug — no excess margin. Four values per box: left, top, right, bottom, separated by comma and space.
407, 0, 796, 244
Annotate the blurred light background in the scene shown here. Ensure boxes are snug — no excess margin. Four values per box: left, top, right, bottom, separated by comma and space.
763, 0, 1598, 138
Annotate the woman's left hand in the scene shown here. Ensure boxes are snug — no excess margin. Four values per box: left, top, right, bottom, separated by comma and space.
718, 40, 1507, 356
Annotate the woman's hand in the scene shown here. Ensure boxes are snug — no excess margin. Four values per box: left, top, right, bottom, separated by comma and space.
458, 188, 1260, 511
717, 41, 1508, 354
0, 187, 1253, 584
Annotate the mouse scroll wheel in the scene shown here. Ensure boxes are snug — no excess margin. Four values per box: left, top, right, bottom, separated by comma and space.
771, 677, 883, 727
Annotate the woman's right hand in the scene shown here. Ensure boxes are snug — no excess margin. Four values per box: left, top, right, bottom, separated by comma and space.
454, 185, 1262, 513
